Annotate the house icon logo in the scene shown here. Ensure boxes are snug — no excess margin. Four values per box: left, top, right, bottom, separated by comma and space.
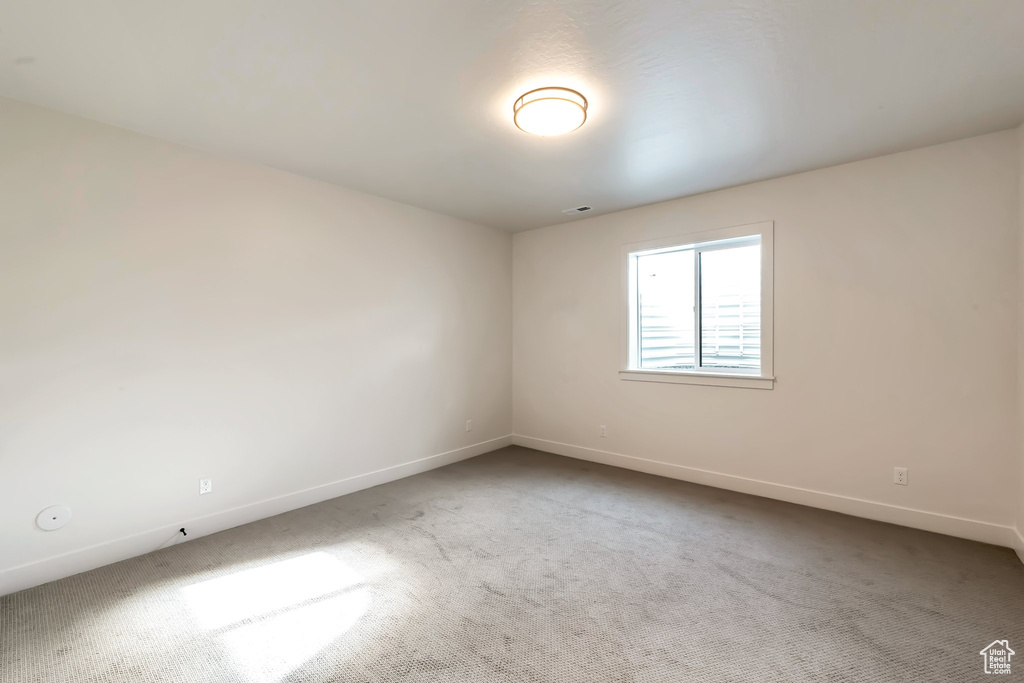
979, 640, 1014, 674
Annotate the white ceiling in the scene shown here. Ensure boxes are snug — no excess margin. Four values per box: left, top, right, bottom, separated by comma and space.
1, 1, 1023, 231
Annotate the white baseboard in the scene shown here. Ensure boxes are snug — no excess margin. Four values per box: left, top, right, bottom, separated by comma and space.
0, 435, 512, 597
512, 435, 1020, 552
1012, 527, 1024, 565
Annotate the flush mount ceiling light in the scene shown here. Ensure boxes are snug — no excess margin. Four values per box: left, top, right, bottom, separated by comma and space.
513, 87, 588, 136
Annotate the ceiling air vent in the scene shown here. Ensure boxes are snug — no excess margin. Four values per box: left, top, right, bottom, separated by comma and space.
562, 206, 592, 215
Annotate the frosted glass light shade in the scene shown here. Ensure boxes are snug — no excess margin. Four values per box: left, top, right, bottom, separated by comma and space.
513, 87, 587, 136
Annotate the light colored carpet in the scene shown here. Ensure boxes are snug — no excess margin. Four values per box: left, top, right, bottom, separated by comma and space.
2, 446, 1023, 682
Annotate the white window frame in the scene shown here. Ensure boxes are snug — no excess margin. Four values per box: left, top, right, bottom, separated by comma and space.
620, 221, 774, 390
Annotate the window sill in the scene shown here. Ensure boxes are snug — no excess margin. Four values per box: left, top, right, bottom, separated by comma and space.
619, 369, 775, 390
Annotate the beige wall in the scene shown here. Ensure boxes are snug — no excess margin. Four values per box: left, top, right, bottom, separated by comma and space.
0, 98, 512, 591
514, 131, 1020, 540
1018, 122, 1024, 559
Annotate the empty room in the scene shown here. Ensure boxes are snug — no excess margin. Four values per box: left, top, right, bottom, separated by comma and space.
2, 1, 1023, 681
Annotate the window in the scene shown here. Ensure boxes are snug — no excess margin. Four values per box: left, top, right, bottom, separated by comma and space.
621, 222, 774, 389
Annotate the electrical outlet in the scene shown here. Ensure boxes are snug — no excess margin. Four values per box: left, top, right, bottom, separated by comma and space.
600, 425, 607, 438
199, 478, 213, 495
893, 467, 908, 486
465, 420, 472, 432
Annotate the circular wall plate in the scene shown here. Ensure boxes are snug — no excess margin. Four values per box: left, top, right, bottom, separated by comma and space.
36, 505, 72, 531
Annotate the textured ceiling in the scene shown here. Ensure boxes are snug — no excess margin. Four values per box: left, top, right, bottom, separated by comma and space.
1, 1, 1023, 231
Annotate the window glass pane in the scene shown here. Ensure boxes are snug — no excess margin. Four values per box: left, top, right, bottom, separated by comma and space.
637, 249, 694, 370
699, 243, 760, 370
